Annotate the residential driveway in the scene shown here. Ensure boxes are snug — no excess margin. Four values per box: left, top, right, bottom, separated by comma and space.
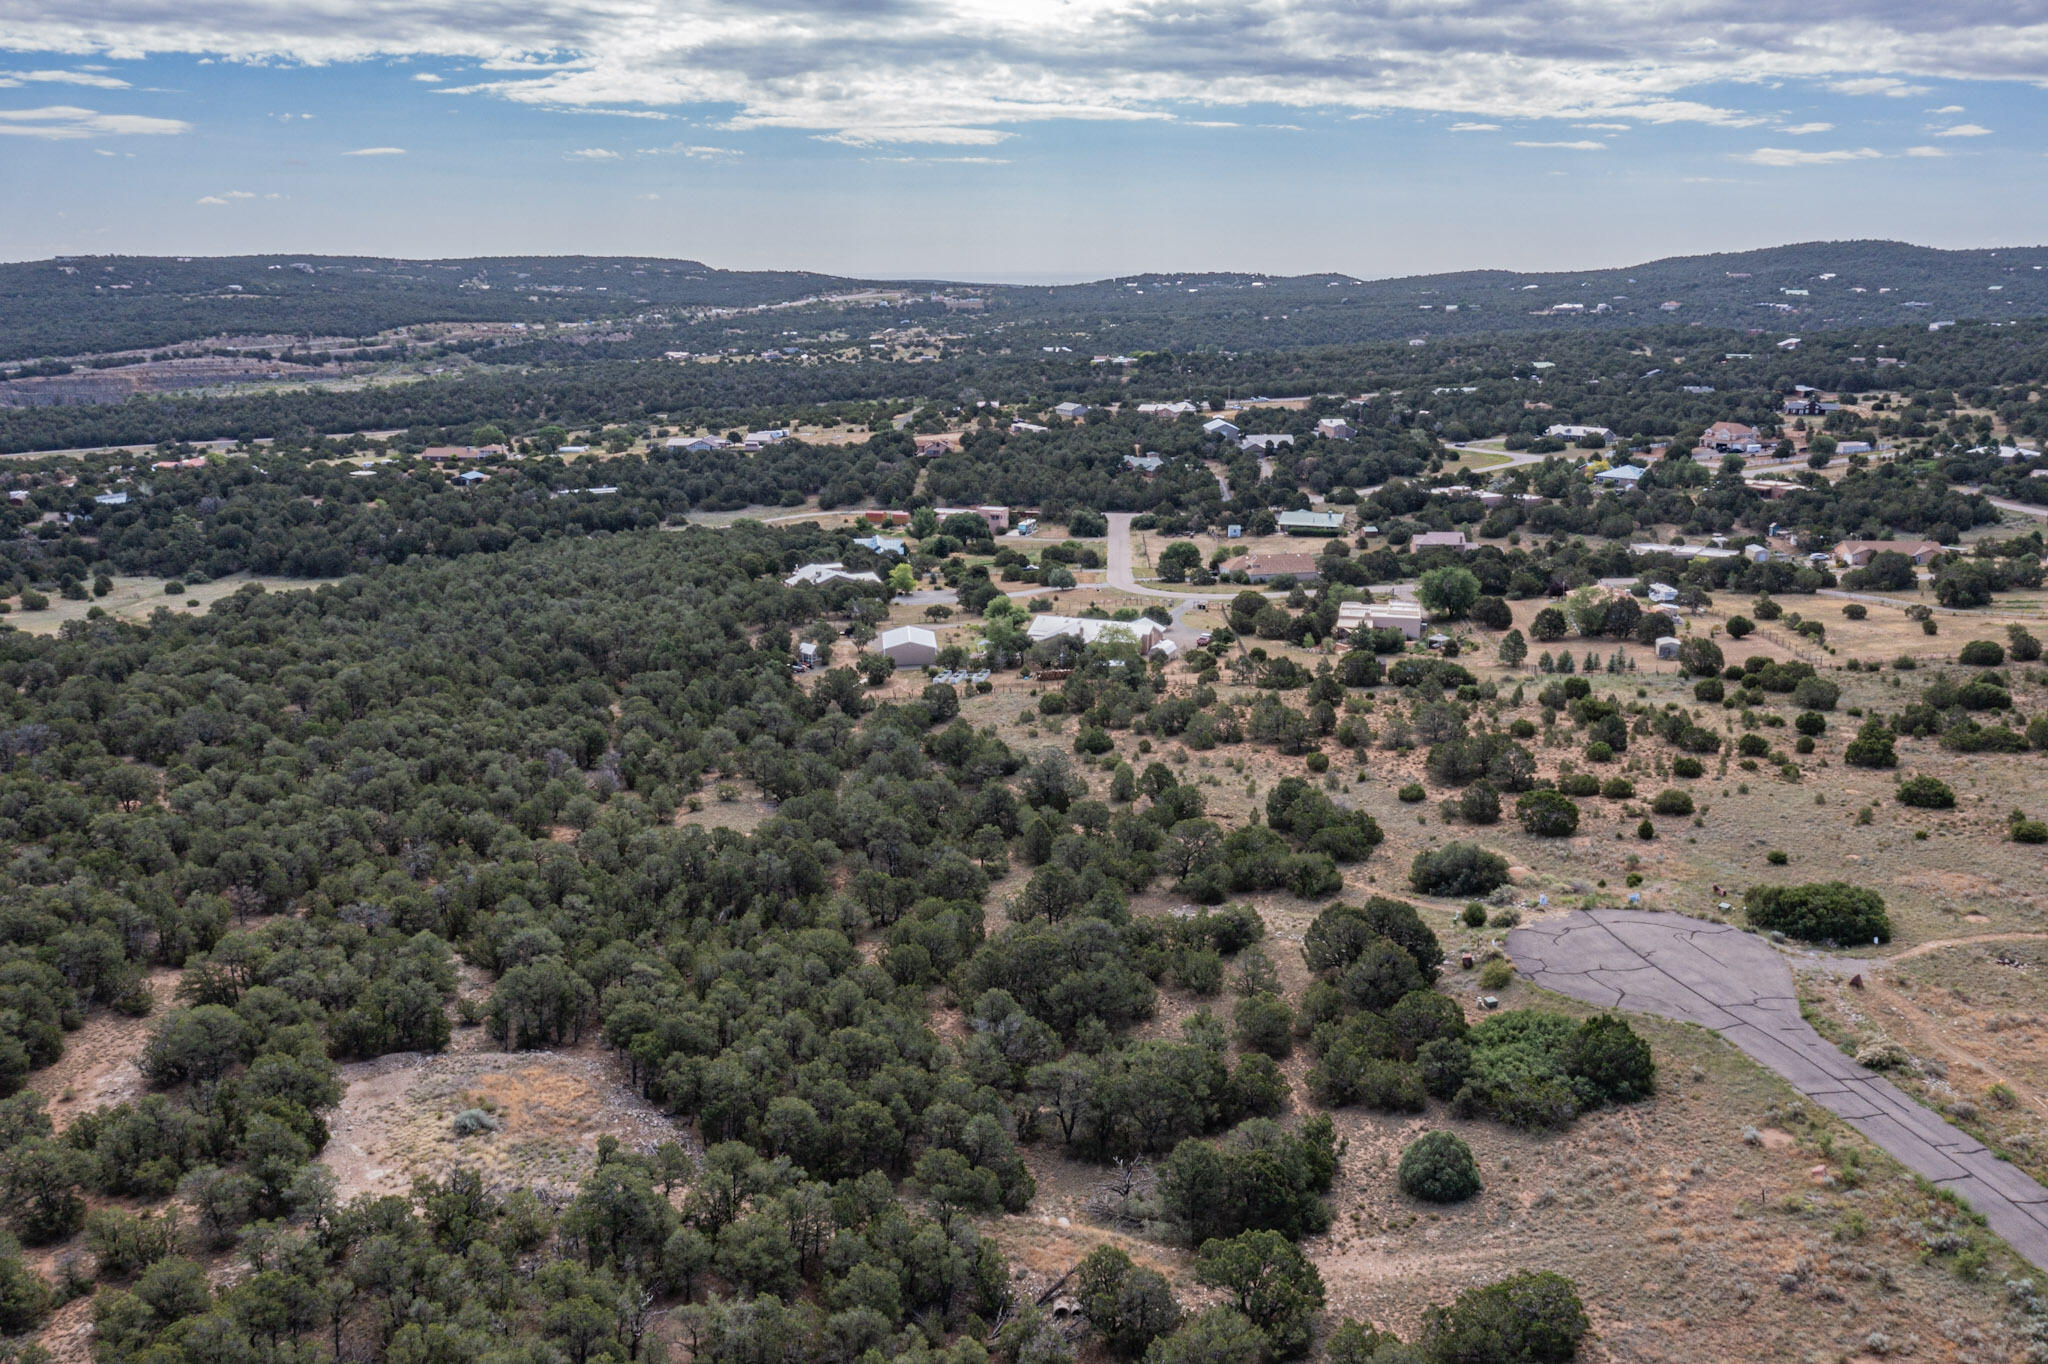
1507, 909, 2048, 1272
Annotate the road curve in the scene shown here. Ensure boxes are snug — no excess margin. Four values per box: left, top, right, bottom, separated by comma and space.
1508, 908, 2048, 1273
1104, 511, 1239, 603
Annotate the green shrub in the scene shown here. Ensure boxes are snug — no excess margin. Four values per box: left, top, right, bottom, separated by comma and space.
1896, 776, 1955, 809
1159, 1118, 1337, 1244
1843, 603, 1868, 620
1076, 1245, 1181, 1359
1515, 790, 1580, 837
1410, 843, 1509, 897
1460, 903, 1487, 928
1233, 994, 1295, 1059
1765, 850, 1788, 866
1421, 1271, 1589, 1364
1745, 882, 1890, 943
2012, 819, 2048, 845
1959, 640, 2006, 667
1600, 778, 1635, 799
1555, 773, 1599, 797
1795, 711, 1827, 736
1397, 1131, 1481, 1204
1564, 1014, 1656, 1103
1397, 782, 1426, 803
1650, 789, 1693, 816
1692, 677, 1724, 703
1636, 819, 1655, 840
1671, 755, 1704, 779
1458, 782, 1501, 826
1844, 720, 1897, 769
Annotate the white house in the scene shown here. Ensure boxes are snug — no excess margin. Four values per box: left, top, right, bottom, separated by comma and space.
1647, 582, 1678, 603
1368, 601, 1426, 640
877, 626, 938, 668
1410, 531, 1470, 553
853, 536, 905, 556
1123, 454, 1165, 473
1241, 433, 1295, 451
1053, 402, 1090, 420
1026, 615, 1166, 654
784, 563, 881, 588
1546, 424, 1613, 440
1316, 418, 1356, 440
1593, 464, 1647, 489
92, 491, 129, 507
1203, 418, 1242, 440
669, 436, 729, 452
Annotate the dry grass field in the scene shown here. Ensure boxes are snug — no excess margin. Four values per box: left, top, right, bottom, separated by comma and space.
3, 572, 343, 634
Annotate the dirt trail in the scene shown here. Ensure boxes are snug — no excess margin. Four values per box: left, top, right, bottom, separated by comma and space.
1892, 931, 2048, 963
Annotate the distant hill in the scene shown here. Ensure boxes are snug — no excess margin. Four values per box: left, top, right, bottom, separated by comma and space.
2, 240, 2042, 363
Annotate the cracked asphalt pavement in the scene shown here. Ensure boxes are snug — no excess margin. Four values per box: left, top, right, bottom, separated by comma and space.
1508, 908, 2048, 1271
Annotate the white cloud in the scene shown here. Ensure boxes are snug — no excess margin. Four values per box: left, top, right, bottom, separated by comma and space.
636, 141, 739, 158
0, 69, 130, 88
565, 146, 619, 159
413, 72, 441, 82
342, 145, 405, 154
1186, 119, 1238, 128
1448, 122, 1499, 132
1904, 145, 1949, 157
1574, 122, 1630, 131
195, 194, 228, 205
1735, 145, 1883, 166
1780, 122, 1833, 134
7, 1, 2046, 146
1828, 77, 1930, 98
814, 126, 1017, 147
1934, 122, 1992, 136
1926, 104, 1965, 114
196, 190, 255, 204
0, 104, 188, 138
1513, 139, 1606, 150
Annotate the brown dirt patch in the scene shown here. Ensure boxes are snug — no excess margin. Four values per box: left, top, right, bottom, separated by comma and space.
322, 1043, 682, 1202
31, 968, 181, 1130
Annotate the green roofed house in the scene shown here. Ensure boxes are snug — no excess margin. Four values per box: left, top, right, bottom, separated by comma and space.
1277, 509, 1346, 536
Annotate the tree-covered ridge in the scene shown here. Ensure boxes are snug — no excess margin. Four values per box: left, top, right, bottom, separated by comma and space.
6, 240, 2044, 364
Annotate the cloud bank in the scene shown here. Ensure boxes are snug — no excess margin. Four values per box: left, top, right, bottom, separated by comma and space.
4, 1, 2045, 145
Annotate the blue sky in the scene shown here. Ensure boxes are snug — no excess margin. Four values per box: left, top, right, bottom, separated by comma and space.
3, 1, 2045, 280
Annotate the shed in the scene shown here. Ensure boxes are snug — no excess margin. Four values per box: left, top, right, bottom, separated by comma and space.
1655, 637, 1681, 661
877, 626, 939, 668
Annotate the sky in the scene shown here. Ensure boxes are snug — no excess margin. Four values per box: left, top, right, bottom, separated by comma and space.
3, 0, 2046, 281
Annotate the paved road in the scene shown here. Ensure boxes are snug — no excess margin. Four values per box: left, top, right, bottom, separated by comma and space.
1103, 512, 1253, 648
1508, 909, 2048, 1272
